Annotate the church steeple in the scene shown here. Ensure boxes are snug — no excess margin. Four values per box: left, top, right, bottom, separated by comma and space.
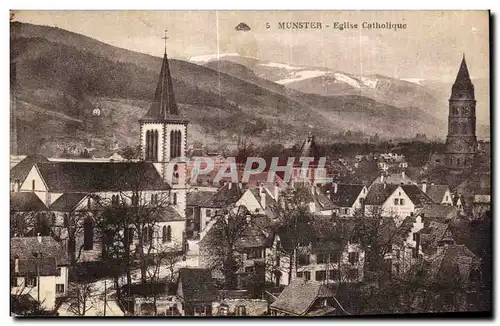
141, 30, 181, 122
451, 55, 475, 100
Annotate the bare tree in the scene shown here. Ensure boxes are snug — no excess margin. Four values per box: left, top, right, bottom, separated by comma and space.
201, 205, 256, 290
67, 281, 96, 316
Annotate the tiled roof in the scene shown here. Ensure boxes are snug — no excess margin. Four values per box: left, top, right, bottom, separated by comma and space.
186, 191, 216, 207
49, 193, 87, 212
326, 184, 364, 208
451, 56, 475, 99
419, 204, 459, 223
207, 183, 245, 208
10, 192, 48, 212
11, 236, 69, 266
35, 162, 170, 193
419, 221, 452, 254
270, 279, 335, 315
425, 184, 450, 203
178, 268, 218, 303
364, 183, 398, 205
12, 257, 58, 277
400, 185, 434, 206
157, 206, 185, 222
10, 154, 50, 183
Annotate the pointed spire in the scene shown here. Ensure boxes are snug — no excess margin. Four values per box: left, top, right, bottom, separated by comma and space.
141, 31, 182, 122
451, 54, 475, 100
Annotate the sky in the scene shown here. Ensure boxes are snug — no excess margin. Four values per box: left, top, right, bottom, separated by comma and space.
13, 10, 489, 81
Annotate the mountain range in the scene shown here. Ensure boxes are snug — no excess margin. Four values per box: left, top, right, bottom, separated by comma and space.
10, 22, 490, 157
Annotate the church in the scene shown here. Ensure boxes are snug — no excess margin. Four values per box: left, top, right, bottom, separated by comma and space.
10, 43, 189, 262
427, 55, 490, 213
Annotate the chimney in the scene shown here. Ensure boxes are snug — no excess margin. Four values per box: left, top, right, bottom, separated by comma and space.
380, 174, 384, 184
333, 182, 338, 194
260, 184, 266, 209
14, 257, 19, 273
421, 181, 427, 193
274, 183, 279, 201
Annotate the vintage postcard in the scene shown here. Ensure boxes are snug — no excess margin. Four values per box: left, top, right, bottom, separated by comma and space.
9, 10, 491, 317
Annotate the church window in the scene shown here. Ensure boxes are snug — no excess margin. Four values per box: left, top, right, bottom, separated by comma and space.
83, 218, 94, 250
145, 130, 159, 161
457, 158, 460, 166
173, 193, 177, 205
170, 130, 182, 159
172, 164, 179, 185
166, 225, 172, 242
162, 226, 167, 243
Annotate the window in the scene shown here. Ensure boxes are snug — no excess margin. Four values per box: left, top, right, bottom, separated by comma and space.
348, 252, 359, 265
63, 214, 69, 228
83, 218, 94, 250
166, 225, 172, 242
145, 130, 159, 161
32, 180, 35, 191
56, 284, 65, 294
112, 195, 120, 207
316, 253, 327, 264
315, 270, 326, 281
343, 208, 350, 215
125, 228, 134, 247
11, 277, 18, 287
359, 198, 364, 205
298, 254, 310, 266
411, 247, 417, 258
445, 195, 449, 202
395, 249, 401, 260
143, 226, 153, 246
394, 198, 399, 205
400, 198, 405, 205
172, 164, 179, 185
303, 271, 311, 281
131, 194, 139, 206
329, 269, 339, 281
413, 233, 417, 241
247, 248, 263, 259
348, 268, 358, 280
51, 213, 56, 226
296, 271, 304, 278
162, 225, 167, 243
331, 252, 341, 263
245, 266, 254, 273
395, 263, 400, 275
87, 197, 91, 209
57, 267, 62, 276
170, 130, 182, 159
173, 193, 177, 205
25, 277, 37, 287
236, 305, 247, 316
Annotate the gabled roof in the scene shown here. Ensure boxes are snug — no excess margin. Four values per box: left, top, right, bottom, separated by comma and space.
419, 221, 453, 254
140, 52, 187, 123
177, 268, 218, 303
270, 279, 335, 315
186, 191, 217, 207
425, 184, 450, 203
364, 183, 399, 205
326, 184, 364, 208
49, 193, 87, 212
11, 236, 69, 266
157, 206, 185, 222
35, 162, 170, 193
12, 257, 58, 277
235, 222, 271, 250
10, 154, 50, 183
207, 183, 245, 208
249, 187, 279, 219
395, 215, 417, 244
419, 204, 459, 223
11, 192, 48, 212
400, 185, 434, 206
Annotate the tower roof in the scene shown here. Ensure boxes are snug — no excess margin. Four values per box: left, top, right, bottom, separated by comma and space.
451, 55, 475, 100
298, 133, 320, 161
141, 51, 186, 123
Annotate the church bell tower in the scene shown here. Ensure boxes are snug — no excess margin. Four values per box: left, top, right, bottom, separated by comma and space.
139, 31, 188, 217
445, 55, 477, 171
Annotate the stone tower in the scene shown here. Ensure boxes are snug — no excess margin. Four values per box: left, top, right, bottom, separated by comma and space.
139, 39, 188, 218
445, 55, 477, 171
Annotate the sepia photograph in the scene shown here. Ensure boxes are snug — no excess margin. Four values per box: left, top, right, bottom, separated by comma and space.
8, 10, 491, 317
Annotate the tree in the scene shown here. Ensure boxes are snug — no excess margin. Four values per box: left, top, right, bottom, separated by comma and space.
201, 205, 256, 290
67, 281, 96, 316
274, 185, 315, 283
119, 145, 142, 161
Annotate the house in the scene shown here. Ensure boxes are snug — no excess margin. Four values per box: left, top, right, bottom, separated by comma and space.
10, 154, 50, 192
419, 221, 456, 256
11, 236, 69, 311
406, 244, 482, 312
213, 296, 268, 316
420, 182, 453, 205
269, 279, 346, 316
10, 192, 49, 237
177, 268, 218, 316
370, 171, 415, 187
472, 195, 490, 220
120, 282, 183, 316
13, 160, 184, 262
364, 183, 434, 224
322, 183, 367, 217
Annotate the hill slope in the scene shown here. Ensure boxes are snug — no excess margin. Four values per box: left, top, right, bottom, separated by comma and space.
11, 22, 455, 157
